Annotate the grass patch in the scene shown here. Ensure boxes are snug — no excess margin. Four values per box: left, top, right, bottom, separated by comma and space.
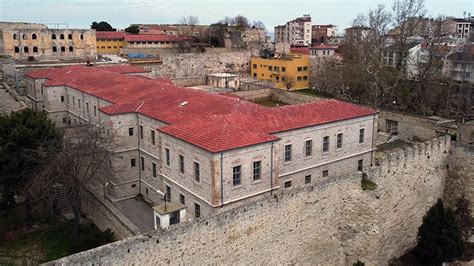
0, 206, 114, 263
361, 179, 377, 191
252, 98, 289, 107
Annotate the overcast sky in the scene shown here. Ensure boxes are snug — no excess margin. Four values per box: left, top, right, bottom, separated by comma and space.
0, 0, 472, 34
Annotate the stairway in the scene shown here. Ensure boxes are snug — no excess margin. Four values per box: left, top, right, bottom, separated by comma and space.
52, 183, 73, 216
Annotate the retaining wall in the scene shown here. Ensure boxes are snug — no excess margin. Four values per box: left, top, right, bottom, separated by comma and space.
50, 136, 451, 265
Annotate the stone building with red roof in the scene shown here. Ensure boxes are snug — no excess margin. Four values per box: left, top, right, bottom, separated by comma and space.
25, 64, 378, 228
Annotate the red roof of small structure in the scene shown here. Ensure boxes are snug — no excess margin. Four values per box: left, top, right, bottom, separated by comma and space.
124, 34, 190, 42
290, 47, 310, 55
96, 31, 125, 40
310, 44, 338, 50
25, 66, 377, 153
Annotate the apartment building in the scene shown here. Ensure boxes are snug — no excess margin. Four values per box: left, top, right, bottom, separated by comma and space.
95, 31, 125, 54
274, 15, 312, 46
251, 53, 310, 90
0, 23, 96, 60
311, 24, 337, 44
443, 18, 472, 39
25, 65, 377, 228
442, 48, 474, 83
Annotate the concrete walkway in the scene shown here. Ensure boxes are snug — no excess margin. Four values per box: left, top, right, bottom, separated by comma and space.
114, 198, 154, 233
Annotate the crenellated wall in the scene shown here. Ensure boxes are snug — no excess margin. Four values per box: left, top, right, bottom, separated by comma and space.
49, 135, 453, 265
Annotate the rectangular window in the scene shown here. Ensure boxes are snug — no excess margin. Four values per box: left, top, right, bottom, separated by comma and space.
94, 105, 97, 117
253, 64, 257, 69
305, 175, 311, 184
284, 181, 292, 188
128, 127, 134, 136
62, 117, 67, 124
386, 120, 399, 135
284, 144, 292, 162
180, 194, 185, 204
305, 140, 312, 157
72, 96, 75, 106
151, 130, 155, 145
303, 76, 308, 80
68, 95, 70, 104
195, 203, 201, 218
179, 155, 184, 174
359, 128, 365, 143
194, 162, 200, 182
323, 136, 329, 153
358, 159, 364, 172
86, 102, 89, 113
282, 67, 286, 72
166, 185, 171, 202
141, 156, 145, 171
297, 76, 302, 81
268, 66, 272, 71
130, 158, 136, 167
152, 162, 157, 177
297, 66, 302, 71
139, 125, 143, 140
322, 170, 329, 177
253, 161, 261, 181
165, 148, 170, 166
60, 96, 65, 102
233, 165, 241, 186
78, 99, 81, 109
337, 133, 343, 149
303, 66, 308, 71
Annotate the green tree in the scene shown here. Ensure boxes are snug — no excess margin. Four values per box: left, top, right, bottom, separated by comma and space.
125, 25, 140, 34
90, 21, 116, 31
416, 199, 464, 264
0, 109, 62, 204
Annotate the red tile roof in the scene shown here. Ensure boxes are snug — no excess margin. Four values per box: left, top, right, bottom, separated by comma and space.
290, 47, 310, 55
310, 44, 338, 50
124, 34, 190, 42
96, 31, 125, 40
25, 66, 377, 153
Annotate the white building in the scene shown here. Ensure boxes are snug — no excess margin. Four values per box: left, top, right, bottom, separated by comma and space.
25, 64, 378, 228
274, 15, 312, 47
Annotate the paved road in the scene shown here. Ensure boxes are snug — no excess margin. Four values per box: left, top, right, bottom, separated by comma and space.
0, 87, 23, 114
114, 198, 155, 233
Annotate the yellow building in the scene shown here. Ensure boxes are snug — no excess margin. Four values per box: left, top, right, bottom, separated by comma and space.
96, 31, 125, 54
250, 53, 310, 90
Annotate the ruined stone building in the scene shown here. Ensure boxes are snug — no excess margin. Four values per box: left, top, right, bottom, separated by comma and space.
25, 64, 377, 228
0, 22, 96, 61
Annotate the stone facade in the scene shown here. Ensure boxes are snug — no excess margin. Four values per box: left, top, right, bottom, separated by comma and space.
142, 51, 251, 78
49, 135, 451, 265
0, 25, 96, 61
445, 143, 474, 212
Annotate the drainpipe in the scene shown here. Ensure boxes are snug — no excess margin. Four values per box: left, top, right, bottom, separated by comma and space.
371, 113, 376, 166
136, 111, 142, 195
270, 141, 274, 196
220, 152, 224, 208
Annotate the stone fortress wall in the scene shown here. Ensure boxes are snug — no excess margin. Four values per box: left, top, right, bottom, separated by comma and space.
51, 135, 462, 265
143, 50, 252, 79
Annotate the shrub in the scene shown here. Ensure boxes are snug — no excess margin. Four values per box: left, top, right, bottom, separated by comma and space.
361, 179, 377, 190
416, 199, 464, 264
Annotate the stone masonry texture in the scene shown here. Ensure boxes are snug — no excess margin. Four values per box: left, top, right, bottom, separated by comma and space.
50, 135, 455, 265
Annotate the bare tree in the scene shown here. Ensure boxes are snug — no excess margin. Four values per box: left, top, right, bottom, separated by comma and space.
392, 0, 426, 69
234, 15, 250, 28
252, 20, 265, 30
31, 124, 119, 236
180, 15, 199, 37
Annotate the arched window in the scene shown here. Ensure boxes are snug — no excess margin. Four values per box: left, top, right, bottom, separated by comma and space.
32, 33, 37, 40
68, 46, 73, 52
80, 34, 84, 40
14, 47, 20, 53
61, 46, 65, 52
68, 34, 72, 40
13, 33, 18, 40
52, 46, 57, 52
24, 47, 29, 53
33, 47, 38, 53
60, 34, 64, 39
52, 34, 56, 39
22, 34, 27, 40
